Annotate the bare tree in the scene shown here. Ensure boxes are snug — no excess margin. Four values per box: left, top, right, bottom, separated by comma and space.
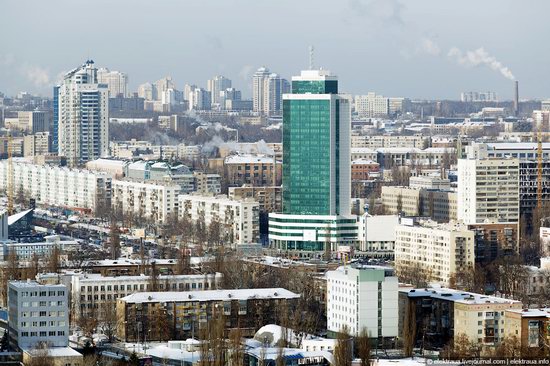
402, 300, 417, 357
357, 327, 371, 366
46, 245, 60, 274
492, 336, 522, 359
334, 325, 352, 366
228, 328, 244, 366
149, 261, 159, 291
109, 217, 121, 260
26, 342, 54, 366
98, 302, 118, 343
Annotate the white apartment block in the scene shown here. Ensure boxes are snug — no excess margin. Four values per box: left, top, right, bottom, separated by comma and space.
457, 158, 520, 224
351, 134, 428, 149
55, 60, 109, 166
8, 281, 69, 349
395, 218, 475, 285
358, 214, 399, 253
0, 160, 111, 212
71, 272, 222, 319
0, 236, 79, 261
327, 265, 398, 339
355, 93, 389, 118
111, 179, 179, 223
179, 194, 259, 246
97, 68, 129, 97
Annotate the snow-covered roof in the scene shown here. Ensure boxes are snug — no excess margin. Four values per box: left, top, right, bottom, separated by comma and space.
225, 154, 278, 164
8, 209, 33, 226
506, 308, 550, 318
245, 346, 333, 364
401, 286, 521, 306
352, 158, 378, 165
121, 288, 299, 303
23, 346, 82, 357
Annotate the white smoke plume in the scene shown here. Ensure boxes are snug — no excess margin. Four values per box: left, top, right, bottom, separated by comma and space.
21, 64, 51, 88
447, 47, 515, 80
201, 135, 226, 154
256, 139, 275, 155
419, 37, 441, 56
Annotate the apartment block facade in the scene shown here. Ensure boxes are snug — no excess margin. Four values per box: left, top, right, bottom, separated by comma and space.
179, 194, 259, 245
0, 160, 111, 212
327, 265, 398, 342
394, 219, 475, 285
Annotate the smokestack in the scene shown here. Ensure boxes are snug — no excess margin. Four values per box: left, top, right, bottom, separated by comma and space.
514, 80, 519, 117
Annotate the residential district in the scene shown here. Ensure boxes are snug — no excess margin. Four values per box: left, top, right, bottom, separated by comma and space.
0, 60, 549, 366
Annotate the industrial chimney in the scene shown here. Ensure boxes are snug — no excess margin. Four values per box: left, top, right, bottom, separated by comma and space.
514, 80, 519, 116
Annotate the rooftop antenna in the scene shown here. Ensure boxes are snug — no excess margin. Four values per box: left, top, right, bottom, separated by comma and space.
309, 45, 315, 70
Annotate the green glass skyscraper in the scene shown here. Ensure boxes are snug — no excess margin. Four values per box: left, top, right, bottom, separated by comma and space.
269, 70, 358, 252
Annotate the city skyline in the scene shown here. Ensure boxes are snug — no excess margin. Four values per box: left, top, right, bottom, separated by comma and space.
1, 0, 548, 99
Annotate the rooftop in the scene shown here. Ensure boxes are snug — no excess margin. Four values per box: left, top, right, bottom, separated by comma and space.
401, 286, 521, 306
121, 288, 299, 303
506, 308, 550, 318
225, 154, 279, 164
10, 280, 66, 289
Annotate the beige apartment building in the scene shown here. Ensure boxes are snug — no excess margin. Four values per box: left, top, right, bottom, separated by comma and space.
395, 219, 474, 285
381, 186, 457, 222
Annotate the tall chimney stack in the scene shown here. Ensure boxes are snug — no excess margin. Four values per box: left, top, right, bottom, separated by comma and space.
514, 80, 519, 116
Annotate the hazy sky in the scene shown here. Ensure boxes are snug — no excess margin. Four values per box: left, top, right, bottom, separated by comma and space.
1, 0, 547, 100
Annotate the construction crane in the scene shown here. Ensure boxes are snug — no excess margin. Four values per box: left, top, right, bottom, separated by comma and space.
6, 133, 14, 215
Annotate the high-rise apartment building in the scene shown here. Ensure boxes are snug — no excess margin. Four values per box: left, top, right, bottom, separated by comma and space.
252, 67, 289, 116
269, 69, 357, 252
220, 88, 242, 110
97, 68, 128, 97
155, 76, 175, 100
138, 82, 156, 101
457, 158, 520, 224
265, 73, 290, 116
188, 87, 211, 110
207, 75, 232, 106
54, 60, 109, 166
253, 67, 271, 113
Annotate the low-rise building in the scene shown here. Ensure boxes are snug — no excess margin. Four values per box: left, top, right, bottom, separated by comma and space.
398, 286, 522, 350
351, 159, 380, 181
504, 308, 550, 352
409, 176, 451, 190
395, 219, 475, 285
116, 288, 300, 341
71, 272, 222, 320
0, 235, 78, 261
327, 265, 398, 343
